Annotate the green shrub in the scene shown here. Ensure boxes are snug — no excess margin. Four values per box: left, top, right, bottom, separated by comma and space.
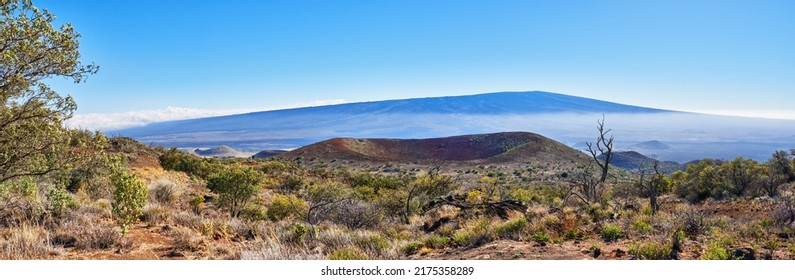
403, 242, 423, 255
159, 148, 223, 179
111, 171, 148, 235
279, 175, 304, 192
601, 224, 623, 242
189, 195, 205, 215
239, 203, 267, 221
633, 220, 653, 235
703, 237, 734, 260
629, 241, 671, 260
267, 194, 306, 221
453, 231, 473, 247
206, 165, 265, 218
288, 223, 308, 242
495, 217, 527, 239
46, 187, 75, 218
531, 233, 551, 243
506, 188, 539, 205
423, 235, 450, 249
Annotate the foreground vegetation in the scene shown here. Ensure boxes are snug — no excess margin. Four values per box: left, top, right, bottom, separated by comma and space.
2, 135, 794, 260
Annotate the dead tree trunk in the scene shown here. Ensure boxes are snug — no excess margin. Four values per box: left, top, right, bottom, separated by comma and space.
587, 115, 614, 185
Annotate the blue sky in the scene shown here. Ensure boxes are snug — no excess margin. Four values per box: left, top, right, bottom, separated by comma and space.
37, 0, 795, 129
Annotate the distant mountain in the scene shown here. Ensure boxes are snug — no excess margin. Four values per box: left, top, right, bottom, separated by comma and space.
110, 91, 795, 162
192, 145, 251, 158
278, 132, 588, 165
111, 91, 670, 148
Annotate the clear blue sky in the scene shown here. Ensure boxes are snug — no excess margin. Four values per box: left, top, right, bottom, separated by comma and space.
38, 0, 795, 124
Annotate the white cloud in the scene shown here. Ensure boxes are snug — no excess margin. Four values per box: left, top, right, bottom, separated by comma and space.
65, 99, 346, 131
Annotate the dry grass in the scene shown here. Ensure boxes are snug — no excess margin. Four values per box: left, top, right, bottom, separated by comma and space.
141, 204, 171, 225
0, 224, 60, 259
170, 226, 206, 252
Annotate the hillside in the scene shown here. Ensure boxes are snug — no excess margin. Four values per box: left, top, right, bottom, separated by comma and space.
251, 150, 288, 159
279, 132, 588, 165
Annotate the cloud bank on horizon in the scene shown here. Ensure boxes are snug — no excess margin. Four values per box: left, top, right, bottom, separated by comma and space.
66, 99, 346, 131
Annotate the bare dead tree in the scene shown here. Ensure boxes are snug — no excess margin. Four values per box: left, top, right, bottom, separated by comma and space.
403, 160, 453, 224
637, 161, 662, 214
565, 162, 600, 204
567, 116, 615, 204
587, 115, 614, 185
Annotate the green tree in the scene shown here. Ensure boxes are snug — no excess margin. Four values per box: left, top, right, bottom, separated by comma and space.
720, 157, 764, 197
768, 150, 794, 183
206, 165, 265, 218
673, 159, 728, 203
637, 161, 669, 214
1, 0, 97, 184
111, 171, 148, 235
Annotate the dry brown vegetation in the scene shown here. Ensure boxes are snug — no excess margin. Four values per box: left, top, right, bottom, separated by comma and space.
1, 133, 795, 260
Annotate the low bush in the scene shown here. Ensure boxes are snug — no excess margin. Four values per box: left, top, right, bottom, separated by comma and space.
629, 241, 671, 260
495, 217, 527, 239
267, 194, 306, 221
601, 224, 623, 242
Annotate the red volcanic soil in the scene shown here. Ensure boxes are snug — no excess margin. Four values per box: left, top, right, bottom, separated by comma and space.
279, 132, 587, 164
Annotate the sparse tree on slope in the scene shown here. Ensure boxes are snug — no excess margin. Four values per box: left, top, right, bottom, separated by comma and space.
0, 0, 98, 184
206, 165, 265, 218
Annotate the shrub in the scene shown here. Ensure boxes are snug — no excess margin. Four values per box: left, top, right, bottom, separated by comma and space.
279, 175, 304, 192
453, 231, 473, 247
267, 194, 306, 221
506, 188, 539, 205
633, 220, 653, 235
601, 224, 623, 242
423, 235, 449, 249
111, 171, 148, 235
171, 227, 204, 252
150, 180, 177, 205
531, 232, 551, 243
189, 195, 205, 215
629, 241, 671, 260
78, 224, 124, 250
672, 160, 729, 203
354, 233, 390, 257
159, 148, 223, 178
206, 165, 265, 218
403, 242, 423, 255
141, 204, 170, 224
288, 224, 308, 243
495, 217, 527, 239
46, 187, 75, 218
329, 200, 384, 229
703, 237, 734, 260
239, 203, 267, 221
678, 210, 709, 238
